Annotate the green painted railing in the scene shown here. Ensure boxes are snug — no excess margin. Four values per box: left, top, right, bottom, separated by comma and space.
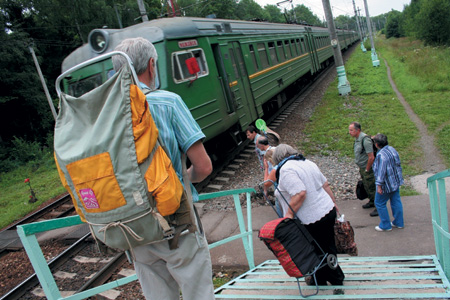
427, 169, 450, 280
16, 188, 256, 300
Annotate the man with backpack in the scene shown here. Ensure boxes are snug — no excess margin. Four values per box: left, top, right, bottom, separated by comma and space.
348, 122, 378, 217
112, 38, 214, 300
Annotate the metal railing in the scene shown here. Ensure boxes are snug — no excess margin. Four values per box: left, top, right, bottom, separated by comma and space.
16, 188, 255, 300
427, 169, 450, 280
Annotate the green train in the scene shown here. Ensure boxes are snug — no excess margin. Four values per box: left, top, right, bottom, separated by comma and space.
61, 17, 358, 159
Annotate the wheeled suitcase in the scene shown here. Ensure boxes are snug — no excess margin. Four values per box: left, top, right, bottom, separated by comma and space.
258, 183, 338, 297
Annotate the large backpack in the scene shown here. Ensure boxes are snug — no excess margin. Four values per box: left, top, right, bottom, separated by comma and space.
53, 52, 196, 254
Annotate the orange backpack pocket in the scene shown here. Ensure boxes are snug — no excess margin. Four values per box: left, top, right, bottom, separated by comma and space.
66, 152, 127, 213
144, 147, 182, 216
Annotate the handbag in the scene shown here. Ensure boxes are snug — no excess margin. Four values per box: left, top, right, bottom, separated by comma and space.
355, 180, 368, 200
334, 214, 358, 256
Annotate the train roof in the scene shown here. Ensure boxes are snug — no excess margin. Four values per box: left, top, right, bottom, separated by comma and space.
62, 17, 340, 72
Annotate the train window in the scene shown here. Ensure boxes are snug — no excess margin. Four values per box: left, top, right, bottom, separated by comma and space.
172, 48, 208, 84
296, 39, 302, 54
249, 44, 259, 71
268, 42, 277, 64
228, 48, 239, 79
276, 41, 285, 62
257, 43, 269, 69
68, 73, 103, 97
284, 40, 292, 59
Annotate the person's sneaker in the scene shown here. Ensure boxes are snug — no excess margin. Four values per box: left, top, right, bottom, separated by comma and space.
375, 226, 392, 232
391, 222, 404, 229
370, 209, 379, 217
362, 202, 375, 209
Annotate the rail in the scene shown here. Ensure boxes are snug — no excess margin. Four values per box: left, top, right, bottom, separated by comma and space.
16, 188, 255, 300
427, 169, 450, 279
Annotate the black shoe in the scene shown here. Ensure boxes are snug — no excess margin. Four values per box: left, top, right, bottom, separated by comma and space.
370, 209, 378, 217
362, 202, 374, 209
333, 289, 345, 295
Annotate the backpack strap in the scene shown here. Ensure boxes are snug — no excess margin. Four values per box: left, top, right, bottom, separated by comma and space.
142, 87, 199, 249
275, 154, 306, 184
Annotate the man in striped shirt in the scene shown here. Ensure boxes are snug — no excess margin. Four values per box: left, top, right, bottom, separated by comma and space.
113, 38, 214, 300
372, 134, 405, 232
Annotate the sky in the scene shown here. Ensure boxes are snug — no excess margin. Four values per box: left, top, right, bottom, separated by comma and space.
254, 0, 411, 20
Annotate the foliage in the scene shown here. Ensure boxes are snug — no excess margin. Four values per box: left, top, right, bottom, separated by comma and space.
387, 0, 450, 46
236, 0, 265, 21
293, 4, 321, 26
414, 0, 450, 46
385, 10, 403, 38
262, 5, 284, 23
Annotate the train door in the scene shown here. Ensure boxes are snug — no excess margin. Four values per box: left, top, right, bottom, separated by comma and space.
305, 28, 320, 74
214, 41, 257, 130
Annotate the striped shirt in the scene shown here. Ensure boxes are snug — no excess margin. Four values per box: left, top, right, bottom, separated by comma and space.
373, 145, 404, 193
140, 83, 205, 201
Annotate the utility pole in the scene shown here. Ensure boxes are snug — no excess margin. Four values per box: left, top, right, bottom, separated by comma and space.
363, 0, 380, 67
357, 8, 365, 38
352, 0, 366, 53
29, 44, 57, 120
136, 0, 148, 22
322, 0, 351, 95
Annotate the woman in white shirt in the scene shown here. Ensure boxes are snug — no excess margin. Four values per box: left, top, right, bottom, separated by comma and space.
272, 144, 345, 286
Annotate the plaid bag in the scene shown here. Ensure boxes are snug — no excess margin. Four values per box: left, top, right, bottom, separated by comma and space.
334, 215, 358, 256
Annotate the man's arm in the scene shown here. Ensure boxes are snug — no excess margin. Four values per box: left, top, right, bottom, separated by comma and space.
186, 140, 212, 183
366, 152, 375, 172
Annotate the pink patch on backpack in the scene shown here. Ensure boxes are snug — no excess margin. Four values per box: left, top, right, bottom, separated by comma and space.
80, 188, 100, 209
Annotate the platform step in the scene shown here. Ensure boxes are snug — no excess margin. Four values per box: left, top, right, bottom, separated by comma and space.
214, 255, 450, 299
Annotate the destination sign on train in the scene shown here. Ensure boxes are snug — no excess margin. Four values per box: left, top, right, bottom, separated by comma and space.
178, 40, 198, 48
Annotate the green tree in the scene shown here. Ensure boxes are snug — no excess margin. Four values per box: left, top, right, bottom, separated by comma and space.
415, 0, 450, 45
334, 15, 353, 30
263, 4, 284, 23
292, 4, 321, 26
236, 0, 265, 21
385, 10, 403, 38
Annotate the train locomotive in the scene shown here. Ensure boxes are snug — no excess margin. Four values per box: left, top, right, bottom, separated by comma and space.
61, 17, 358, 162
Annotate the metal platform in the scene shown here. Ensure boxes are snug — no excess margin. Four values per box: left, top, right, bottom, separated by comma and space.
214, 255, 450, 299
14, 170, 450, 299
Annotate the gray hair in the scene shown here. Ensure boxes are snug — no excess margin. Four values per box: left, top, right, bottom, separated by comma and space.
272, 144, 299, 165
112, 37, 158, 75
373, 133, 388, 148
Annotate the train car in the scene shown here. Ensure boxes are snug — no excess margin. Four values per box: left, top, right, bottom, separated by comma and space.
61, 17, 358, 160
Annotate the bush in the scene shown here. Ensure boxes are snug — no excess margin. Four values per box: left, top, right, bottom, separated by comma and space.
0, 137, 46, 173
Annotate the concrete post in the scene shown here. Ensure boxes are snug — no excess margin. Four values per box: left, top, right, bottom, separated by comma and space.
322, 0, 351, 95
363, 0, 380, 67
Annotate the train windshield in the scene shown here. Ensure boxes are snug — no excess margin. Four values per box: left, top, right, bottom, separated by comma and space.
64, 59, 160, 97
68, 73, 103, 97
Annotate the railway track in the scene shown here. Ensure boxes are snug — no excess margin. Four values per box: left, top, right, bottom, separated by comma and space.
0, 52, 345, 299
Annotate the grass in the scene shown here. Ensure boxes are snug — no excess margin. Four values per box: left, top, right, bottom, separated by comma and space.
0, 152, 67, 229
299, 43, 422, 177
299, 35, 450, 196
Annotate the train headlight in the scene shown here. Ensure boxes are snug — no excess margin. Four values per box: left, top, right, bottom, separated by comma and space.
88, 30, 110, 53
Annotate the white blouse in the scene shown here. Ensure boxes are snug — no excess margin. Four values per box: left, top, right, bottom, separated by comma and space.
275, 159, 334, 224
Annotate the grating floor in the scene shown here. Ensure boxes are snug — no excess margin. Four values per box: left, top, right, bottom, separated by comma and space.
214, 255, 450, 299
